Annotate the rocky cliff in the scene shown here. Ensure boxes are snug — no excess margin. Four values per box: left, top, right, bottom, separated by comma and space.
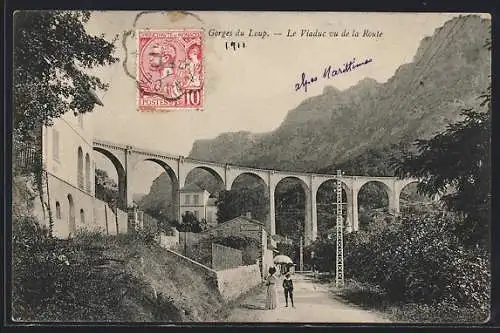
139, 15, 491, 215
188, 15, 490, 173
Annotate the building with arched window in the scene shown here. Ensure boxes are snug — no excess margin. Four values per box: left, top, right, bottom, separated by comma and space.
80, 208, 85, 225
85, 153, 91, 192
31, 109, 129, 239
55, 201, 62, 219
77, 147, 84, 189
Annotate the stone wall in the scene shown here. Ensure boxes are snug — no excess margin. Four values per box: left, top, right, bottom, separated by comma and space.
17, 173, 128, 238
211, 243, 242, 270
164, 249, 219, 289
215, 264, 262, 302
166, 249, 262, 302
116, 208, 128, 234
92, 199, 128, 235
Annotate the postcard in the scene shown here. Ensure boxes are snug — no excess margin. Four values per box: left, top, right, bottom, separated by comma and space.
11, 10, 491, 324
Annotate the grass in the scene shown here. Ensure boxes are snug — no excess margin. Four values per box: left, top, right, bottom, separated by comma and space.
102, 234, 227, 322
331, 278, 489, 324
12, 228, 228, 322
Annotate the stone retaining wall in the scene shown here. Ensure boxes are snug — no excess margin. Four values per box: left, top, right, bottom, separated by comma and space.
215, 264, 262, 302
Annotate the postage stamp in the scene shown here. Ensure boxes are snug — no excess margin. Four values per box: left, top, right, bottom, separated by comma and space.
137, 29, 204, 111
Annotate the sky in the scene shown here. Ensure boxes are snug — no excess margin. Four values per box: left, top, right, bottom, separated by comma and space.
84, 11, 489, 194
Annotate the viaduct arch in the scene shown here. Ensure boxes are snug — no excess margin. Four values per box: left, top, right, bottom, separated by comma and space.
93, 139, 421, 245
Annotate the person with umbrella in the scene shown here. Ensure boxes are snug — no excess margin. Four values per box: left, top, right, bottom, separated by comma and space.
273, 254, 294, 276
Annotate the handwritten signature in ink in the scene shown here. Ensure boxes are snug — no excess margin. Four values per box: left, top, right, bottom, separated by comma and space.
294, 57, 373, 93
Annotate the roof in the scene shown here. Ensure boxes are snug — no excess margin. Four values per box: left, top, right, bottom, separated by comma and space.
237, 215, 265, 226
202, 215, 265, 233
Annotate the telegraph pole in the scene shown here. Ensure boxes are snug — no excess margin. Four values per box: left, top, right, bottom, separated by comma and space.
299, 236, 304, 272
335, 169, 345, 288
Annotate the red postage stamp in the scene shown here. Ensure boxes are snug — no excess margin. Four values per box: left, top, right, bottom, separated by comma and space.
137, 29, 204, 111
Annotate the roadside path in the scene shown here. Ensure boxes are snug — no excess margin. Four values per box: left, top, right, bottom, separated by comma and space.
222, 273, 392, 323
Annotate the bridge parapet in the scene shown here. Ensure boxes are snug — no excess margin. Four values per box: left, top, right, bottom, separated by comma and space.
94, 139, 181, 161
183, 157, 227, 169
93, 139, 129, 152
93, 138, 423, 232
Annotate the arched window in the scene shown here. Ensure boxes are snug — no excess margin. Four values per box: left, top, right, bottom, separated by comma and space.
80, 209, 85, 225
55, 201, 61, 219
77, 147, 84, 189
67, 194, 76, 235
85, 153, 91, 192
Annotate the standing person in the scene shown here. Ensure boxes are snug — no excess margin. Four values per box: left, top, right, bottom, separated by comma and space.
265, 267, 278, 310
282, 273, 295, 308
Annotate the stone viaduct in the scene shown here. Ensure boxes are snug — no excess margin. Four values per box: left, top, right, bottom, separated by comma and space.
93, 139, 420, 244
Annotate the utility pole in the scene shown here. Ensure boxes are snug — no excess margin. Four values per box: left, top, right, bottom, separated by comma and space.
299, 236, 304, 272
184, 229, 187, 256
336, 169, 345, 288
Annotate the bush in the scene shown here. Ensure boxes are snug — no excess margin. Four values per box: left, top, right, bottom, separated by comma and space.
344, 210, 490, 313
310, 209, 490, 317
210, 235, 261, 265
11, 215, 167, 321
340, 279, 488, 323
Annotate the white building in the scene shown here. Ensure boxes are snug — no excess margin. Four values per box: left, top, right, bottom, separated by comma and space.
33, 111, 128, 238
179, 184, 218, 227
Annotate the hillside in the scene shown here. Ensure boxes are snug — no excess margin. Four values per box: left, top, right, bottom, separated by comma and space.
12, 226, 228, 322
189, 131, 265, 163
139, 15, 490, 217
189, 15, 490, 173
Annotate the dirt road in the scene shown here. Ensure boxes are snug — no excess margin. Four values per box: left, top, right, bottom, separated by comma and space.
222, 273, 392, 323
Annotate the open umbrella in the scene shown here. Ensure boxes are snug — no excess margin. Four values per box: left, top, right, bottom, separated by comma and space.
273, 255, 293, 265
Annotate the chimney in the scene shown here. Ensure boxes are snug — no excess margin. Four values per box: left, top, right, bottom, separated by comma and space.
245, 212, 252, 219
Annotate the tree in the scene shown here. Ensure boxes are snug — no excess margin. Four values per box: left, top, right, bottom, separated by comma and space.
175, 212, 205, 233
94, 169, 119, 205
216, 188, 269, 223
13, 11, 118, 141
392, 94, 491, 247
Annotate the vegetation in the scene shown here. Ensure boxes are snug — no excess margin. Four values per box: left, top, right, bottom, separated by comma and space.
172, 212, 207, 233
307, 209, 489, 322
13, 10, 118, 142
12, 214, 227, 322
318, 73, 490, 322
95, 168, 119, 205
216, 188, 269, 224
11, 11, 228, 322
392, 109, 490, 248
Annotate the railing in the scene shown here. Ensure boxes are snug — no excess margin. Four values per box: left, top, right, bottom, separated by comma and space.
13, 143, 39, 174
93, 138, 418, 181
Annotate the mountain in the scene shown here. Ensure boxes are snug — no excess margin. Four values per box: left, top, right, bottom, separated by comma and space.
189, 15, 490, 173
132, 193, 146, 204
189, 131, 265, 163
139, 15, 491, 218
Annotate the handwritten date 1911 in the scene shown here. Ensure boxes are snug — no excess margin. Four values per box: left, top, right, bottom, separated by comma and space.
294, 72, 318, 93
